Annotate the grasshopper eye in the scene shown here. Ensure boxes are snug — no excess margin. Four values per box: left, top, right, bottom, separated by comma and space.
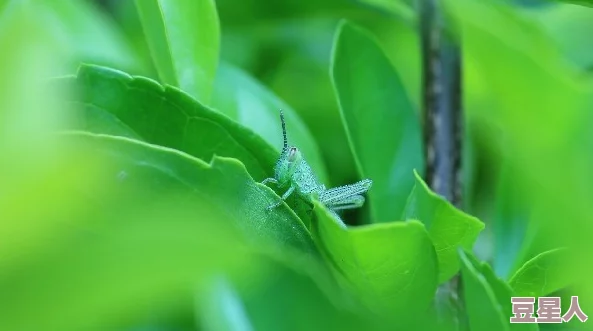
288, 147, 298, 162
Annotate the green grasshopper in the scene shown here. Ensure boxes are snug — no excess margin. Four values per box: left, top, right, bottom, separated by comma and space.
261, 109, 372, 213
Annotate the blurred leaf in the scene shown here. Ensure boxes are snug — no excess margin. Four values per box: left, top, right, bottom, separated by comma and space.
205, 258, 382, 331
109, 0, 159, 77
492, 164, 533, 279
533, 4, 593, 69
459, 250, 539, 331
0, 0, 141, 76
553, 0, 593, 7
55, 64, 279, 182
444, 0, 584, 154
331, 20, 423, 222
215, 0, 360, 26
41, 0, 142, 73
212, 61, 327, 182
0, 133, 268, 331
312, 201, 438, 321
1, 204, 249, 331
402, 171, 485, 283
134, 0, 220, 104
201, 277, 254, 331
446, 0, 593, 293
508, 248, 571, 297
355, 0, 415, 22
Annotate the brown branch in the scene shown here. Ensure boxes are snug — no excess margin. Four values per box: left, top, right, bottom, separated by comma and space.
418, 0, 465, 329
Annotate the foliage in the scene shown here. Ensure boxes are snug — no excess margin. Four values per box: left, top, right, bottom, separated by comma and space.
1, 0, 591, 330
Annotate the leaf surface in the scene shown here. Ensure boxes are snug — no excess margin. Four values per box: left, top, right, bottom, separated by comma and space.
331, 20, 423, 222
402, 171, 485, 283
57, 64, 278, 181
134, 0, 219, 103
312, 201, 438, 320
459, 250, 539, 331
509, 248, 571, 297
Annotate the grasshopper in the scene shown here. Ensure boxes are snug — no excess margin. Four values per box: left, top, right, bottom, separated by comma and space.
261, 109, 372, 213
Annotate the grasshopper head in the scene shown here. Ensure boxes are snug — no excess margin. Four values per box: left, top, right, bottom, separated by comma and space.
275, 146, 302, 186
273, 109, 303, 186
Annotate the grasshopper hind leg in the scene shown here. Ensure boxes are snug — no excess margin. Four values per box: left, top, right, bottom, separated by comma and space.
324, 194, 365, 211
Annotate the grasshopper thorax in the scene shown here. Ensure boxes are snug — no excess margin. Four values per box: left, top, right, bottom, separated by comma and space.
274, 146, 302, 186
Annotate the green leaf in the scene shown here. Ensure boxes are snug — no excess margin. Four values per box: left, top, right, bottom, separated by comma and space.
212, 61, 327, 183
0, 133, 305, 331
402, 170, 485, 283
553, 0, 593, 7
508, 248, 571, 297
459, 250, 508, 331
331, 20, 423, 222
312, 201, 438, 320
0, 0, 141, 76
56, 64, 279, 182
354, 0, 415, 22
38, 0, 142, 73
492, 164, 534, 279
134, 0, 219, 104
459, 250, 539, 331
200, 277, 255, 331
58, 131, 318, 255
0, 197, 250, 331
202, 258, 380, 331
534, 4, 593, 69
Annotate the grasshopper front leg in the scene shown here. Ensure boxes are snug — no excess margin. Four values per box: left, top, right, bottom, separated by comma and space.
262, 177, 278, 186
267, 185, 296, 211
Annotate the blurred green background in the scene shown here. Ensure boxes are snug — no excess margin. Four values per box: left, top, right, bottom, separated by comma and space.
1, 0, 593, 330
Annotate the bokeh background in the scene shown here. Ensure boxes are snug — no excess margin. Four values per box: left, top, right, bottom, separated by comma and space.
1, 0, 593, 330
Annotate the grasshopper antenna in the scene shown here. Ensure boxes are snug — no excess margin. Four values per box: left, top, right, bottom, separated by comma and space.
280, 109, 288, 151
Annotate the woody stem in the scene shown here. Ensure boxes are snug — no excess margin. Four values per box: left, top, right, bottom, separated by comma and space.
418, 0, 465, 328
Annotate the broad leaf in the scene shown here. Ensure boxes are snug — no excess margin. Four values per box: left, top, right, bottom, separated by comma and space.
55, 64, 278, 182
533, 4, 593, 69
508, 248, 571, 297
312, 201, 438, 321
212, 61, 327, 182
553, 0, 593, 7
200, 277, 255, 331
0, 0, 141, 78
134, 0, 219, 104
0, 132, 301, 331
402, 171, 485, 283
38, 0, 141, 73
354, 0, 415, 22
57, 131, 317, 255
331, 20, 423, 222
492, 164, 534, 279
459, 250, 508, 331
201, 259, 379, 331
0, 196, 251, 331
459, 250, 539, 331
